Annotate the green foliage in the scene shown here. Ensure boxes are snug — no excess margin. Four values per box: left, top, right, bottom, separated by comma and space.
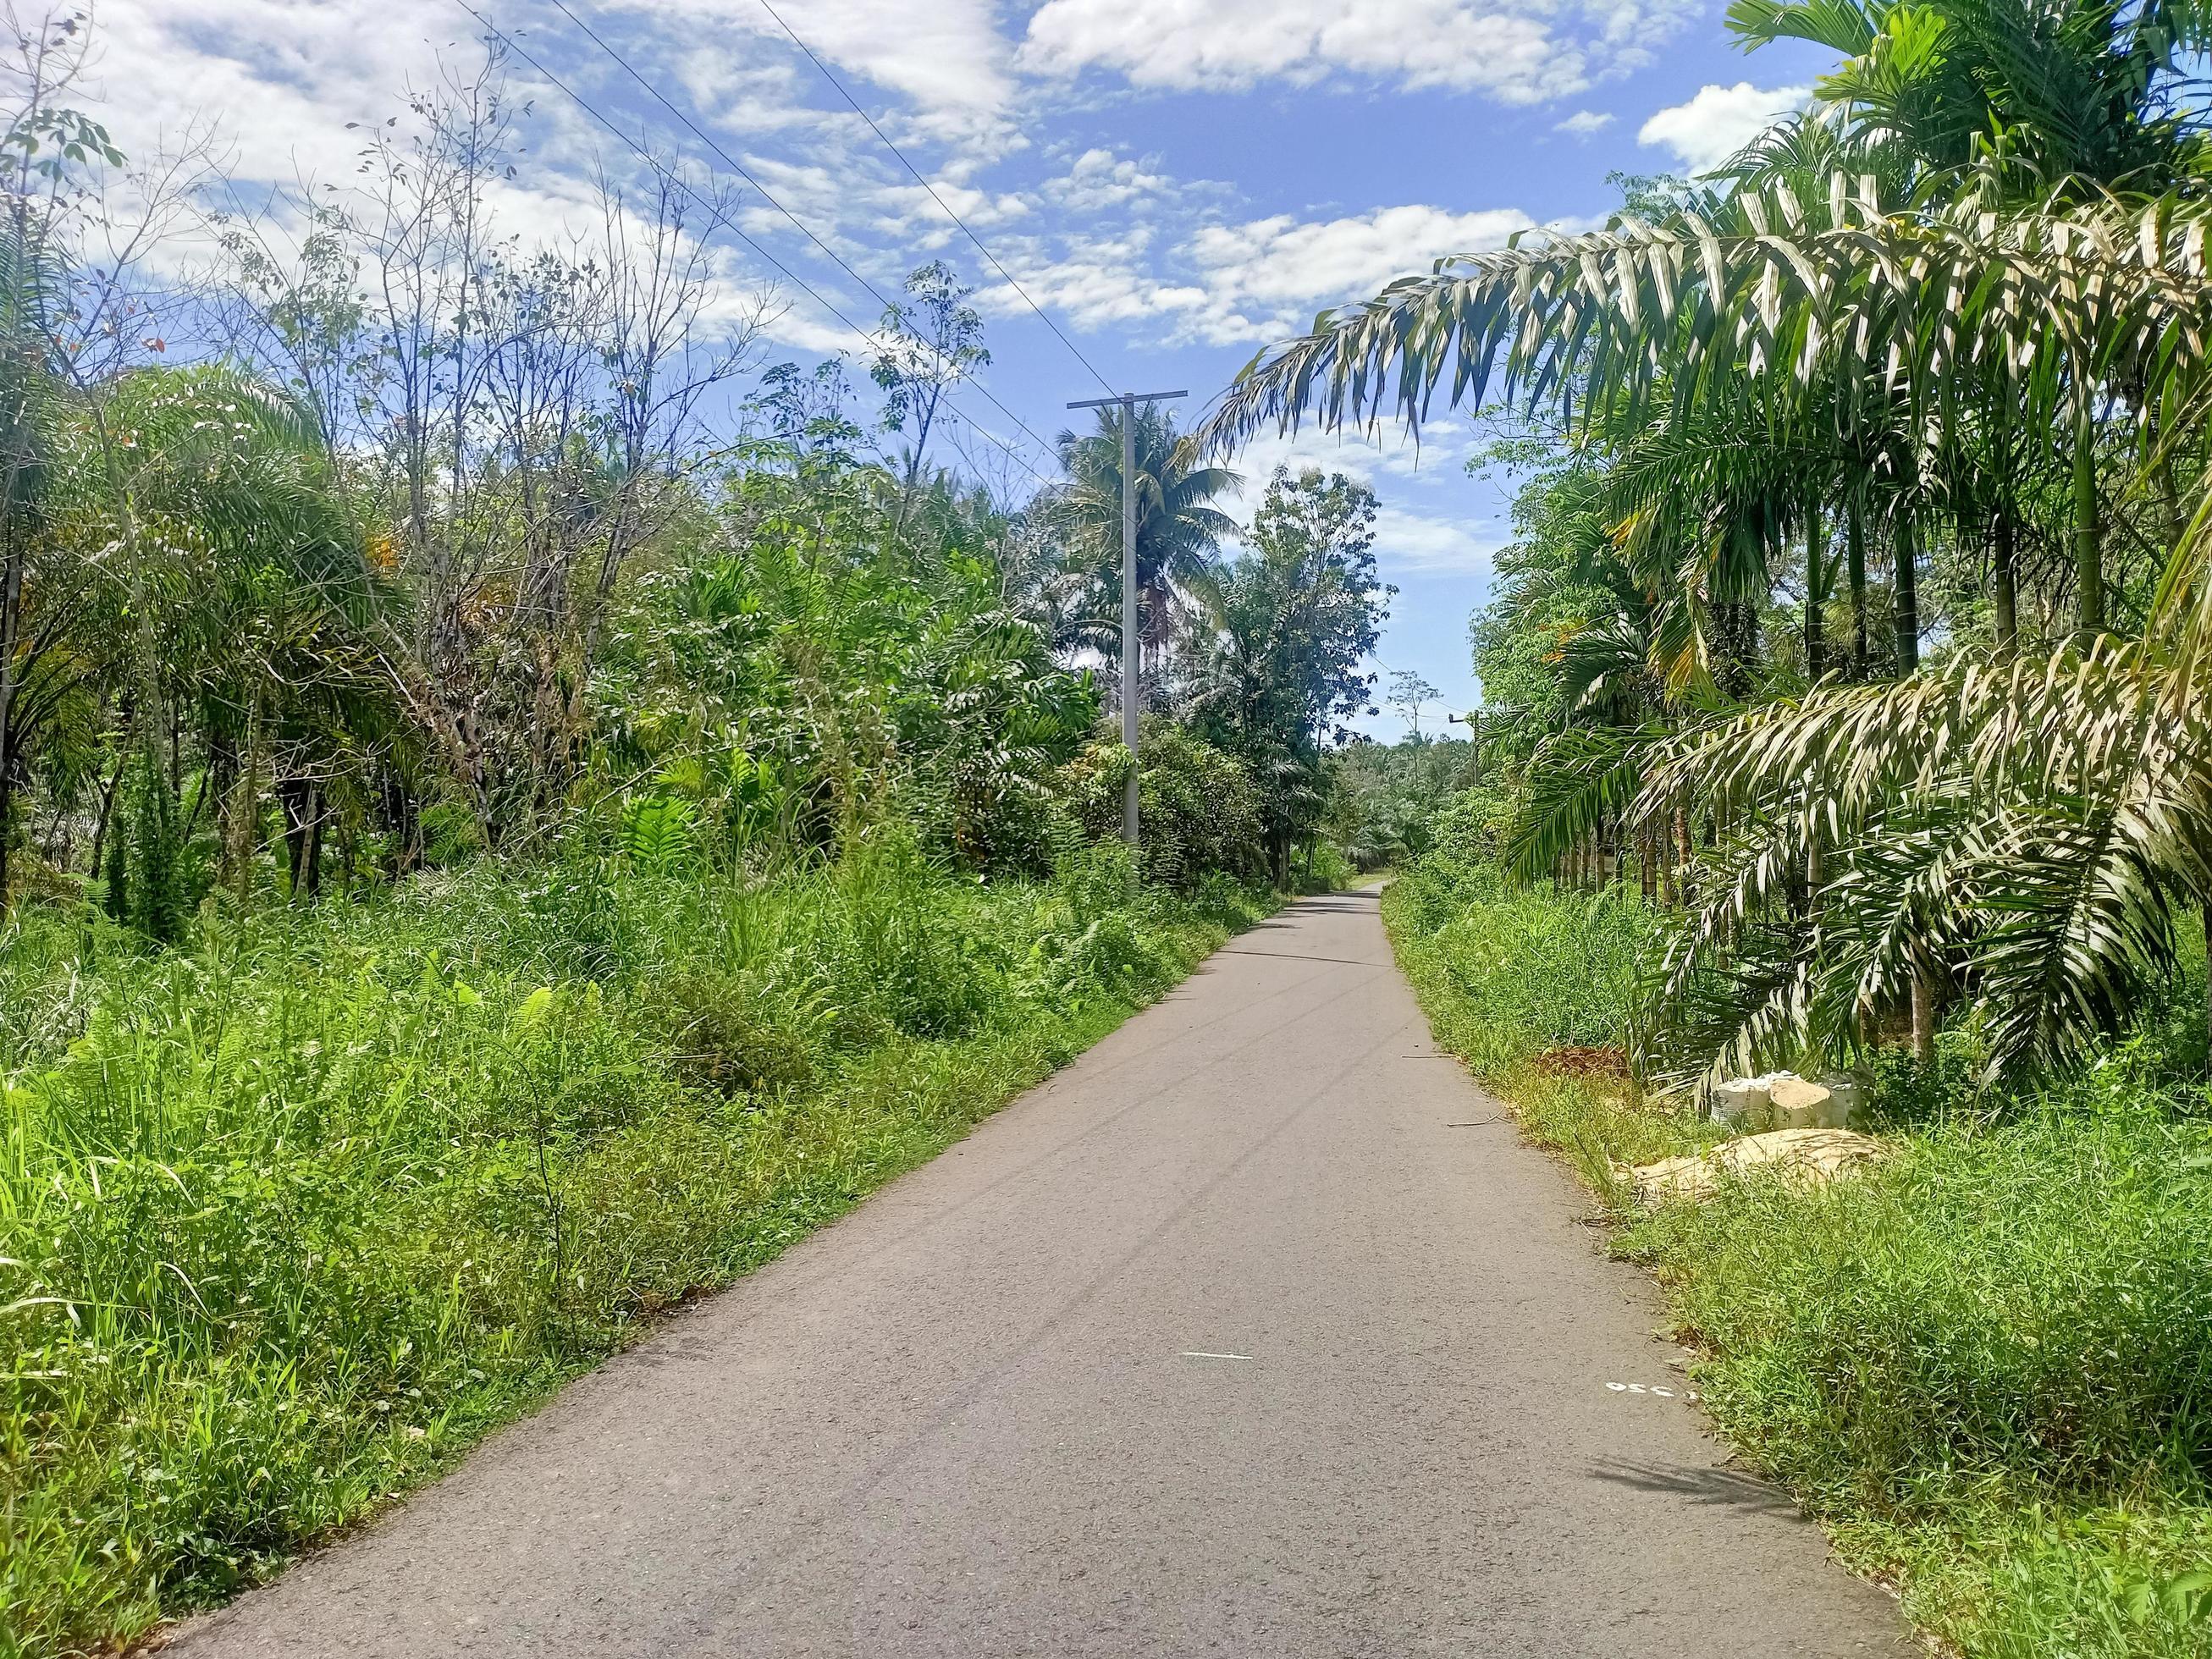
599, 466, 1097, 874
1386, 824, 1660, 1072
0, 849, 1271, 1656
99, 810, 125, 924
1324, 736, 1477, 871
123, 744, 188, 945
1057, 720, 1266, 888
872, 261, 990, 485
1189, 466, 1391, 881
1045, 402, 1240, 670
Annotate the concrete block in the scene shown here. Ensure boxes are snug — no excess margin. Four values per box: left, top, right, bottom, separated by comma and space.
1768, 1074, 1834, 1131
1710, 1077, 1773, 1130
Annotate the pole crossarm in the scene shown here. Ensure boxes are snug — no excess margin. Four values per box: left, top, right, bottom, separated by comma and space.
1066, 390, 1188, 409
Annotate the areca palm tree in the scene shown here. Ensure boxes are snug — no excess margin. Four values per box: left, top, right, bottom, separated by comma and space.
1728, 0, 2212, 189
1051, 402, 1240, 703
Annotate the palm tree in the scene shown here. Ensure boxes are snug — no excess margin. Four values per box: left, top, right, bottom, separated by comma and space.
1051, 402, 1240, 703
80, 365, 391, 906
1727, 0, 2211, 190
1195, 163, 2212, 1076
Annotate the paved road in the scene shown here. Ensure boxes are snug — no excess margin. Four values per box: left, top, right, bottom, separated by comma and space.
170, 890, 1906, 1657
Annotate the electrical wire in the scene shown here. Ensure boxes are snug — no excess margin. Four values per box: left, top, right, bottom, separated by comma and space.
445, 0, 1050, 486
527, 0, 1064, 466
752, 0, 1120, 400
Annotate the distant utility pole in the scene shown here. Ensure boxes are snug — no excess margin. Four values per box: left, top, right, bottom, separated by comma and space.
1067, 388, 1186, 848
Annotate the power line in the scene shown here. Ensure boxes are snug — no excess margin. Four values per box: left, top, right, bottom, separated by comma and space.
753, 0, 1120, 402
447, 0, 1051, 487
527, 0, 1064, 466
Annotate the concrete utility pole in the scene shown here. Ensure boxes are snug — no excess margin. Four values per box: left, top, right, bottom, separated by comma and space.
1067, 389, 1185, 848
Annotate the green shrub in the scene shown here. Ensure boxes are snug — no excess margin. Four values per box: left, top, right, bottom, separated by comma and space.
1056, 721, 1266, 888
1386, 851, 1657, 1073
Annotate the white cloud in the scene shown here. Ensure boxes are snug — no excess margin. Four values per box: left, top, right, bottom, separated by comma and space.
625, 0, 1019, 152
1045, 146, 1174, 212
1554, 109, 1614, 137
978, 229, 1212, 333
1223, 422, 1476, 499
986, 199, 1553, 350
1218, 429, 1499, 573
1637, 81, 1808, 174
1373, 504, 1501, 573
1192, 205, 1536, 311
90, 0, 458, 185
1018, 0, 1680, 104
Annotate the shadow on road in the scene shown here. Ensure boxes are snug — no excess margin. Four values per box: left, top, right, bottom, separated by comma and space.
1587, 1459, 1807, 1519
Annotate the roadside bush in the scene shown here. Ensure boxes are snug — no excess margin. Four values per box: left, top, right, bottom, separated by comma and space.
1387, 831, 1657, 1073
1642, 1105, 2212, 1506
1056, 720, 1266, 888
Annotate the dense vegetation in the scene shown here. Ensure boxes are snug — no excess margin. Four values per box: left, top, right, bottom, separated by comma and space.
1218, 1, 2212, 1646
1210, 0, 2212, 1083
2, 841, 1266, 1656
0, 22, 1398, 1656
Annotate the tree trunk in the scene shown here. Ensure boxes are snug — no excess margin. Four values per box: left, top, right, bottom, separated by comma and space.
1893, 515, 1921, 674
1911, 962, 1938, 1065
1993, 498, 2018, 656
2154, 404, 2187, 555
1847, 496, 1869, 680
279, 777, 314, 901
0, 527, 21, 912
2074, 403, 2104, 634
86, 749, 124, 894
305, 789, 325, 899
229, 708, 266, 909
1804, 504, 1826, 684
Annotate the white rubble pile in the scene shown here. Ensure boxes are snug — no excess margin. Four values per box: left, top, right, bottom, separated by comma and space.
1705, 1070, 1862, 1132
1629, 1127, 1893, 1206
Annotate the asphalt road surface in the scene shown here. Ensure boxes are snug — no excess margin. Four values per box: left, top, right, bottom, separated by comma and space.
168, 890, 1908, 1657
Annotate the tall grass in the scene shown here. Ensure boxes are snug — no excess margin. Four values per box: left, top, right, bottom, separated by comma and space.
0, 837, 1269, 1658
1382, 848, 2212, 1658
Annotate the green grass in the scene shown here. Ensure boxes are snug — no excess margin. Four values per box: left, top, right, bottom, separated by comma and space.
0, 835, 1271, 1658
1382, 858, 2212, 1659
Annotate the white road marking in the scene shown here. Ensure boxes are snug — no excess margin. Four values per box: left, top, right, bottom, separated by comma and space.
1180, 1351, 1254, 1361
1607, 1381, 1699, 1401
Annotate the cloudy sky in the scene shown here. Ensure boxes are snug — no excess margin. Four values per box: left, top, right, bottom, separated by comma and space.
91, 0, 1834, 734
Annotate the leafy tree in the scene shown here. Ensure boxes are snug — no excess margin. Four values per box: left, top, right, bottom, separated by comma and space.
1386, 668, 1441, 738
1057, 718, 1265, 887
872, 261, 990, 488
1192, 466, 1391, 882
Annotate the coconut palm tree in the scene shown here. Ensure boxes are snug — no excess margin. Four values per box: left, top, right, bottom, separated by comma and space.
1051, 401, 1240, 703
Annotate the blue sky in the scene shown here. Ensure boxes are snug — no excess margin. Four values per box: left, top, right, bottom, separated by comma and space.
102, 0, 1840, 736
